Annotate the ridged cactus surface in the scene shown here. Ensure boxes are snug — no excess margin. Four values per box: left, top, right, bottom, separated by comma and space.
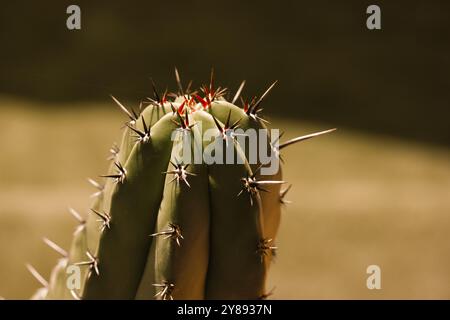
27, 70, 335, 300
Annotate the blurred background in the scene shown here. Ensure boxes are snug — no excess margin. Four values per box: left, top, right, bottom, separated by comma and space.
0, 0, 449, 299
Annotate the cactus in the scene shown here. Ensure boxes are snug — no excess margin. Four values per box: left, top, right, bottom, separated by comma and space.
26, 69, 335, 300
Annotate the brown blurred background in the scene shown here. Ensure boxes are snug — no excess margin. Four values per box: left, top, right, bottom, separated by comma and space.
0, 0, 449, 299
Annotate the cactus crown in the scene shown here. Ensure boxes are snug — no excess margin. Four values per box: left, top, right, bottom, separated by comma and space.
27, 69, 335, 300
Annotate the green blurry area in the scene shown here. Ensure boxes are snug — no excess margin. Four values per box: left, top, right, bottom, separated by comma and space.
0, 98, 449, 299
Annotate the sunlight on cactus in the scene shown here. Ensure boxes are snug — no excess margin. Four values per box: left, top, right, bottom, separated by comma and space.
27, 69, 335, 300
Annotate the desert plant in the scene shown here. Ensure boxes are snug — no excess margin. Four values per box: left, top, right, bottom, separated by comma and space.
27, 70, 335, 300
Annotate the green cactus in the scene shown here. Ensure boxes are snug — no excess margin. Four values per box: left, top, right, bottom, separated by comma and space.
27, 70, 335, 300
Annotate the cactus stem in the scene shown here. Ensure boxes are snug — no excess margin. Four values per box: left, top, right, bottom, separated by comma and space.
75, 251, 99, 276
26, 263, 48, 287
150, 223, 184, 247
279, 128, 336, 150
232, 80, 246, 104
87, 178, 104, 198
32, 73, 330, 300
42, 237, 68, 257
163, 162, 196, 188
280, 184, 292, 205
111, 95, 139, 125
90, 209, 111, 232
107, 142, 120, 161
256, 238, 277, 262
100, 161, 127, 184
153, 280, 175, 300
70, 289, 81, 300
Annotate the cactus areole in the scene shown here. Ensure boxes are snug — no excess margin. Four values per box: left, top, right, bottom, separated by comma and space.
28, 69, 335, 300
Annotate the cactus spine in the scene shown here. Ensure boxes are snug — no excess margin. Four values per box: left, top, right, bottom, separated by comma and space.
27, 69, 335, 300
